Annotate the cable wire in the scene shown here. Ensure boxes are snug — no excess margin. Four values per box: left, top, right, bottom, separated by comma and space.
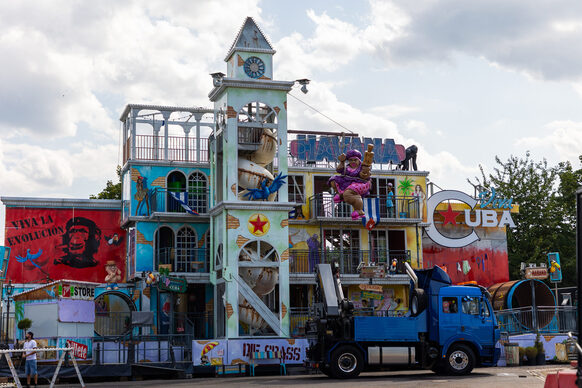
288, 92, 356, 134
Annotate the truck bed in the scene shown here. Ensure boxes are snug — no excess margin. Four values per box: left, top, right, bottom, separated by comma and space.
354, 311, 427, 342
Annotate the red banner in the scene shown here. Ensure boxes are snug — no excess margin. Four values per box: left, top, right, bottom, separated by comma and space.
66, 340, 88, 359
4, 208, 126, 283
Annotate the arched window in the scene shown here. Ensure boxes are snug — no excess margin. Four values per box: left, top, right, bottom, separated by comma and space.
188, 172, 208, 213
166, 171, 186, 212
176, 226, 197, 272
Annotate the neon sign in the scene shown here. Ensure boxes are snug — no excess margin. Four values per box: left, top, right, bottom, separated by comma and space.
425, 190, 516, 248
289, 135, 405, 164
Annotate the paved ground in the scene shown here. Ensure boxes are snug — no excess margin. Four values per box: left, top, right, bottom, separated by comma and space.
34, 365, 569, 388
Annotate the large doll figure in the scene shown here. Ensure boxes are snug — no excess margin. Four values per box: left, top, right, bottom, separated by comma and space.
328, 145, 374, 220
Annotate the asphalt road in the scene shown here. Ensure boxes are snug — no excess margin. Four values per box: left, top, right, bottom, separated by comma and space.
42, 365, 565, 388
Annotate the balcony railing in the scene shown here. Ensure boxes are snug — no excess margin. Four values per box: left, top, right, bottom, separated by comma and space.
289, 249, 410, 274
150, 188, 209, 215
309, 194, 420, 220
124, 135, 209, 164
157, 247, 210, 273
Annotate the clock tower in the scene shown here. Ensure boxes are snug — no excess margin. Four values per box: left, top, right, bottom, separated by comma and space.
208, 17, 294, 338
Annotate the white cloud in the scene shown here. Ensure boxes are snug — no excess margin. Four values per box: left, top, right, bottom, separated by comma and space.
517, 120, 582, 163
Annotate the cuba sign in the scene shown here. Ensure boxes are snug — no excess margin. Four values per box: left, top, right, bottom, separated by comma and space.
425, 189, 516, 248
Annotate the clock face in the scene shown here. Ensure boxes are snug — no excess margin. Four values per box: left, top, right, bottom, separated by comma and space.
243, 56, 265, 79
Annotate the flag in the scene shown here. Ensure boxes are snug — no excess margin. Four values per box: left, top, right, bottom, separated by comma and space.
362, 197, 380, 230
168, 191, 199, 215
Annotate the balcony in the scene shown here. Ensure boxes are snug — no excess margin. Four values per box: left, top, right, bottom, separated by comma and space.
123, 134, 209, 164
308, 194, 420, 220
289, 249, 411, 275
156, 247, 210, 273
150, 188, 209, 215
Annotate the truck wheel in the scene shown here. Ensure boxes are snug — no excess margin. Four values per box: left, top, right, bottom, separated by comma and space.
329, 345, 363, 379
410, 288, 427, 316
445, 344, 475, 375
318, 364, 331, 377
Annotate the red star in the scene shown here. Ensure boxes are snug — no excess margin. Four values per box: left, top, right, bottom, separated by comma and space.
249, 215, 268, 233
439, 203, 460, 226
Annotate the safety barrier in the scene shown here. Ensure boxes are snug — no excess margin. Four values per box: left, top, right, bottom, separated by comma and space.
0, 347, 84, 388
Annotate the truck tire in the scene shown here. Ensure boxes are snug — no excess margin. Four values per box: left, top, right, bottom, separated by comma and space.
410, 288, 427, 316
329, 345, 364, 379
318, 364, 332, 377
445, 344, 475, 375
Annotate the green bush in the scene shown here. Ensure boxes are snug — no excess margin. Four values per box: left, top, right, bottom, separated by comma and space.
525, 346, 538, 360
518, 347, 526, 359
17, 318, 32, 331
535, 333, 545, 354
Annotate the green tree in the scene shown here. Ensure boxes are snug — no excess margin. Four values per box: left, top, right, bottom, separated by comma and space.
470, 152, 576, 282
90, 165, 122, 200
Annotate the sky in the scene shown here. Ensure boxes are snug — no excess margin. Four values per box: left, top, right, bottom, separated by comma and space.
2, 0, 582, 242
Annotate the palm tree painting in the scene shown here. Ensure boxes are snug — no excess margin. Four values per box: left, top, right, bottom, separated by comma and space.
397, 177, 414, 217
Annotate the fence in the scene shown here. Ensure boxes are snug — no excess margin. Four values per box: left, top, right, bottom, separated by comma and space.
494, 305, 577, 335
309, 194, 420, 220
150, 188, 210, 214
289, 249, 410, 274
94, 334, 193, 365
124, 135, 209, 164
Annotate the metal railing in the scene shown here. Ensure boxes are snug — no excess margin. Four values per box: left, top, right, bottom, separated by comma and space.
289, 249, 410, 274
494, 305, 577, 335
309, 194, 420, 220
93, 334, 193, 365
156, 247, 210, 273
124, 135, 209, 163
150, 188, 209, 214
290, 308, 309, 338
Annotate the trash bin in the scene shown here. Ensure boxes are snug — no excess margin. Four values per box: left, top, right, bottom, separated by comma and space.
505, 343, 520, 366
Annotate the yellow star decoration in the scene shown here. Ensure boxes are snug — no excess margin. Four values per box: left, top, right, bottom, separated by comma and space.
247, 213, 270, 236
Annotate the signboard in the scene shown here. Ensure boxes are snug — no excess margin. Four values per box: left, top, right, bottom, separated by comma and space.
59, 283, 96, 300
524, 267, 549, 280
425, 189, 516, 248
358, 284, 383, 292
289, 136, 405, 164
547, 252, 562, 283
359, 265, 385, 278
193, 338, 309, 366
4, 207, 126, 283
66, 339, 89, 360
158, 275, 187, 293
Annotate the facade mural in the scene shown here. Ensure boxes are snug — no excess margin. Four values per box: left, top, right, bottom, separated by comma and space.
5, 207, 126, 283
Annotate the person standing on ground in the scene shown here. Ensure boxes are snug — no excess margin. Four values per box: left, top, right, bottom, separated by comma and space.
23, 331, 37, 388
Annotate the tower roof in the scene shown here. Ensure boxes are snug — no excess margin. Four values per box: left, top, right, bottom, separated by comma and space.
224, 17, 276, 61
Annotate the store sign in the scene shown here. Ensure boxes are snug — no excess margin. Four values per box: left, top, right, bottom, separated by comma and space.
66, 340, 88, 359
289, 136, 405, 164
60, 284, 95, 300
524, 267, 549, 280
157, 275, 187, 293
426, 190, 516, 248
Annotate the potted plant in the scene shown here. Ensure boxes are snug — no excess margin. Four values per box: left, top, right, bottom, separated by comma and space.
518, 347, 526, 366
17, 318, 32, 338
535, 334, 546, 365
525, 346, 538, 366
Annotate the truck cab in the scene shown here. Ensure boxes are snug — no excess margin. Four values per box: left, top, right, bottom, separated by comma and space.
306, 263, 500, 378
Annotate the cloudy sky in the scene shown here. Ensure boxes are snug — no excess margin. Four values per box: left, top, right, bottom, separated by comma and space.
2, 0, 582, 241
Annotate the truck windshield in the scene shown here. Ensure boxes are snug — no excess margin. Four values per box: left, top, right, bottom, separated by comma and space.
462, 296, 490, 316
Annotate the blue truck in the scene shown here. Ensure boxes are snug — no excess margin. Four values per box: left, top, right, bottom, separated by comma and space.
306, 262, 500, 378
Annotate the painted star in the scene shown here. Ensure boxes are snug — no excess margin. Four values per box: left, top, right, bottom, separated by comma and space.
249, 214, 268, 234
439, 203, 461, 226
